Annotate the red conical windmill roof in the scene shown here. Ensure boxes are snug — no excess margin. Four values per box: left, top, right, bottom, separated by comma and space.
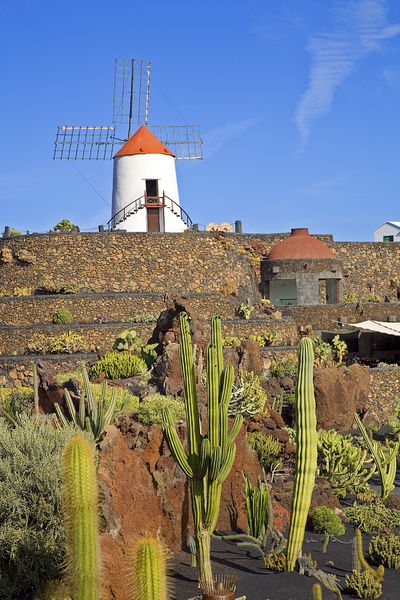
114, 125, 174, 158
267, 228, 334, 260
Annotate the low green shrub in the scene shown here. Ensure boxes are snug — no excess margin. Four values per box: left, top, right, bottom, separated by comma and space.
2, 228, 22, 237
136, 394, 185, 425
0, 415, 93, 599
269, 357, 298, 378
367, 294, 382, 303
26, 331, 87, 354
345, 570, 382, 599
343, 292, 358, 303
221, 336, 241, 348
52, 307, 73, 324
228, 371, 267, 417
311, 506, 345, 552
36, 279, 80, 295
0, 288, 8, 298
0, 388, 34, 420
12, 286, 32, 297
112, 329, 142, 352
88, 352, 147, 380
344, 500, 400, 533
90, 384, 139, 413
248, 432, 282, 472
368, 533, 400, 569
238, 300, 254, 319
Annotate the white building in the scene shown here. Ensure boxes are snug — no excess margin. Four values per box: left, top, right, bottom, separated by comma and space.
110, 125, 192, 232
374, 222, 400, 242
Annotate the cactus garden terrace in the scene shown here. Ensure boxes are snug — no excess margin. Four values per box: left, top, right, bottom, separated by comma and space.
0, 229, 400, 600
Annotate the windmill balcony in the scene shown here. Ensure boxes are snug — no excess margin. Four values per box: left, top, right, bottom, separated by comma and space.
108, 192, 192, 231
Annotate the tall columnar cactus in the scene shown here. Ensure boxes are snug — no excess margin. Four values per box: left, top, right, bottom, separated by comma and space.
162, 313, 243, 585
33, 362, 39, 416
128, 536, 171, 600
61, 435, 100, 600
354, 413, 399, 500
354, 528, 384, 581
286, 337, 317, 571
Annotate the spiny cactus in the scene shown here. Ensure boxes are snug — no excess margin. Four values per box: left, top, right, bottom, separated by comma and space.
313, 583, 322, 600
354, 528, 384, 581
33, 362, 39, 416
318, 429, 375, 498
61, 435, 100, 600
368, 533, 400, 569
162, 313, 243, 585
354, 413, 399, 500
286, 337, 317, 571
55, 362, 116, 443
345, 570, 382, 599
128, 536, 172, 600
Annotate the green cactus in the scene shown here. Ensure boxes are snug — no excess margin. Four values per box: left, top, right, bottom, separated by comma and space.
128, 536, 171, 600
61, 435, 100, 600
345, 570, 382, 599
318, 429, 375, 498
54, 362, 116, 443
162, 313, 243, 585
217, 476, 284, 558
354, 413, 399, 500
368, 533, 400, 569
33, 362, 39, 416
313, 583, 322, 600
354, 528, 384, 581
286, 337, 317, 571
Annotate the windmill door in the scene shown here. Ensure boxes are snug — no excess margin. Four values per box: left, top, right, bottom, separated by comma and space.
147, 208, 160, 232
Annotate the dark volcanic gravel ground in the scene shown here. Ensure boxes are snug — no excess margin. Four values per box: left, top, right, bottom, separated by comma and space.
172, 523, 400, 600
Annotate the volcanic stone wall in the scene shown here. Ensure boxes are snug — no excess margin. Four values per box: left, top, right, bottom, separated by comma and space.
0, 232, 398, 300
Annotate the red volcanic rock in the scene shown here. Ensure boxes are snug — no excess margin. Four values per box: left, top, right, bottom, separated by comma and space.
97, 416, 263, 599
314, 364, 370, 431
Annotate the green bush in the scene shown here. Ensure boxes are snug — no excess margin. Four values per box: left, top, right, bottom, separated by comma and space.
90, 383, 139, 413
368, 533, 400, 569
221, 336, 241, 348
228, 371, 267, 417
311, 506, 345, 552
52, 307, 73, 324
367, 294, 382, 303
0, 415, 93, 599
26, 331, 87, 354
269, 357, 298, 378
136, 394, 185, 425
53, 219, 78, 232
0, 388, 34, 420
88, 352, 147, 380
248, 432, 282, 472
36, 279, 80, 295
343, 292, 358, 303
2, 228, 22, 237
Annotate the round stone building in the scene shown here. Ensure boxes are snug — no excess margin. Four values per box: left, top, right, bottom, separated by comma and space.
261, 228, 342, 306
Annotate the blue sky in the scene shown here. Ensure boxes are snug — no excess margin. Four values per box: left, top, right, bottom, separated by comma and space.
0, 0, 399, 240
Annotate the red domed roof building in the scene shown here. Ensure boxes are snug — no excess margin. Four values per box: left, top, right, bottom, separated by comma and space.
261, 228, 342, 306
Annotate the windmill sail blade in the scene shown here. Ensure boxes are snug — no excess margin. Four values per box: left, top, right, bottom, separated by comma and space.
113, 59, 151, 132
53, 126, 116, 160
149, 125, 203, 160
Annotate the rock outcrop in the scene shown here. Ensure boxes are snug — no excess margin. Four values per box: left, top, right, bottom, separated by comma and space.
97, 416, 262, 600
314, 364, 370, 431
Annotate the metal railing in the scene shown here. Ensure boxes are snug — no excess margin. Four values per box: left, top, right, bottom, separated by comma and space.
107, 193, 192, 230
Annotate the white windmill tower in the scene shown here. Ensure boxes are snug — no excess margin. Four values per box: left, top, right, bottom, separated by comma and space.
53, 59, 203, 232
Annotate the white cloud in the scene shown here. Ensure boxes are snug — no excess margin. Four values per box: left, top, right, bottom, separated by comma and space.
203, 118, 262, 158
294, 0, 400, 149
